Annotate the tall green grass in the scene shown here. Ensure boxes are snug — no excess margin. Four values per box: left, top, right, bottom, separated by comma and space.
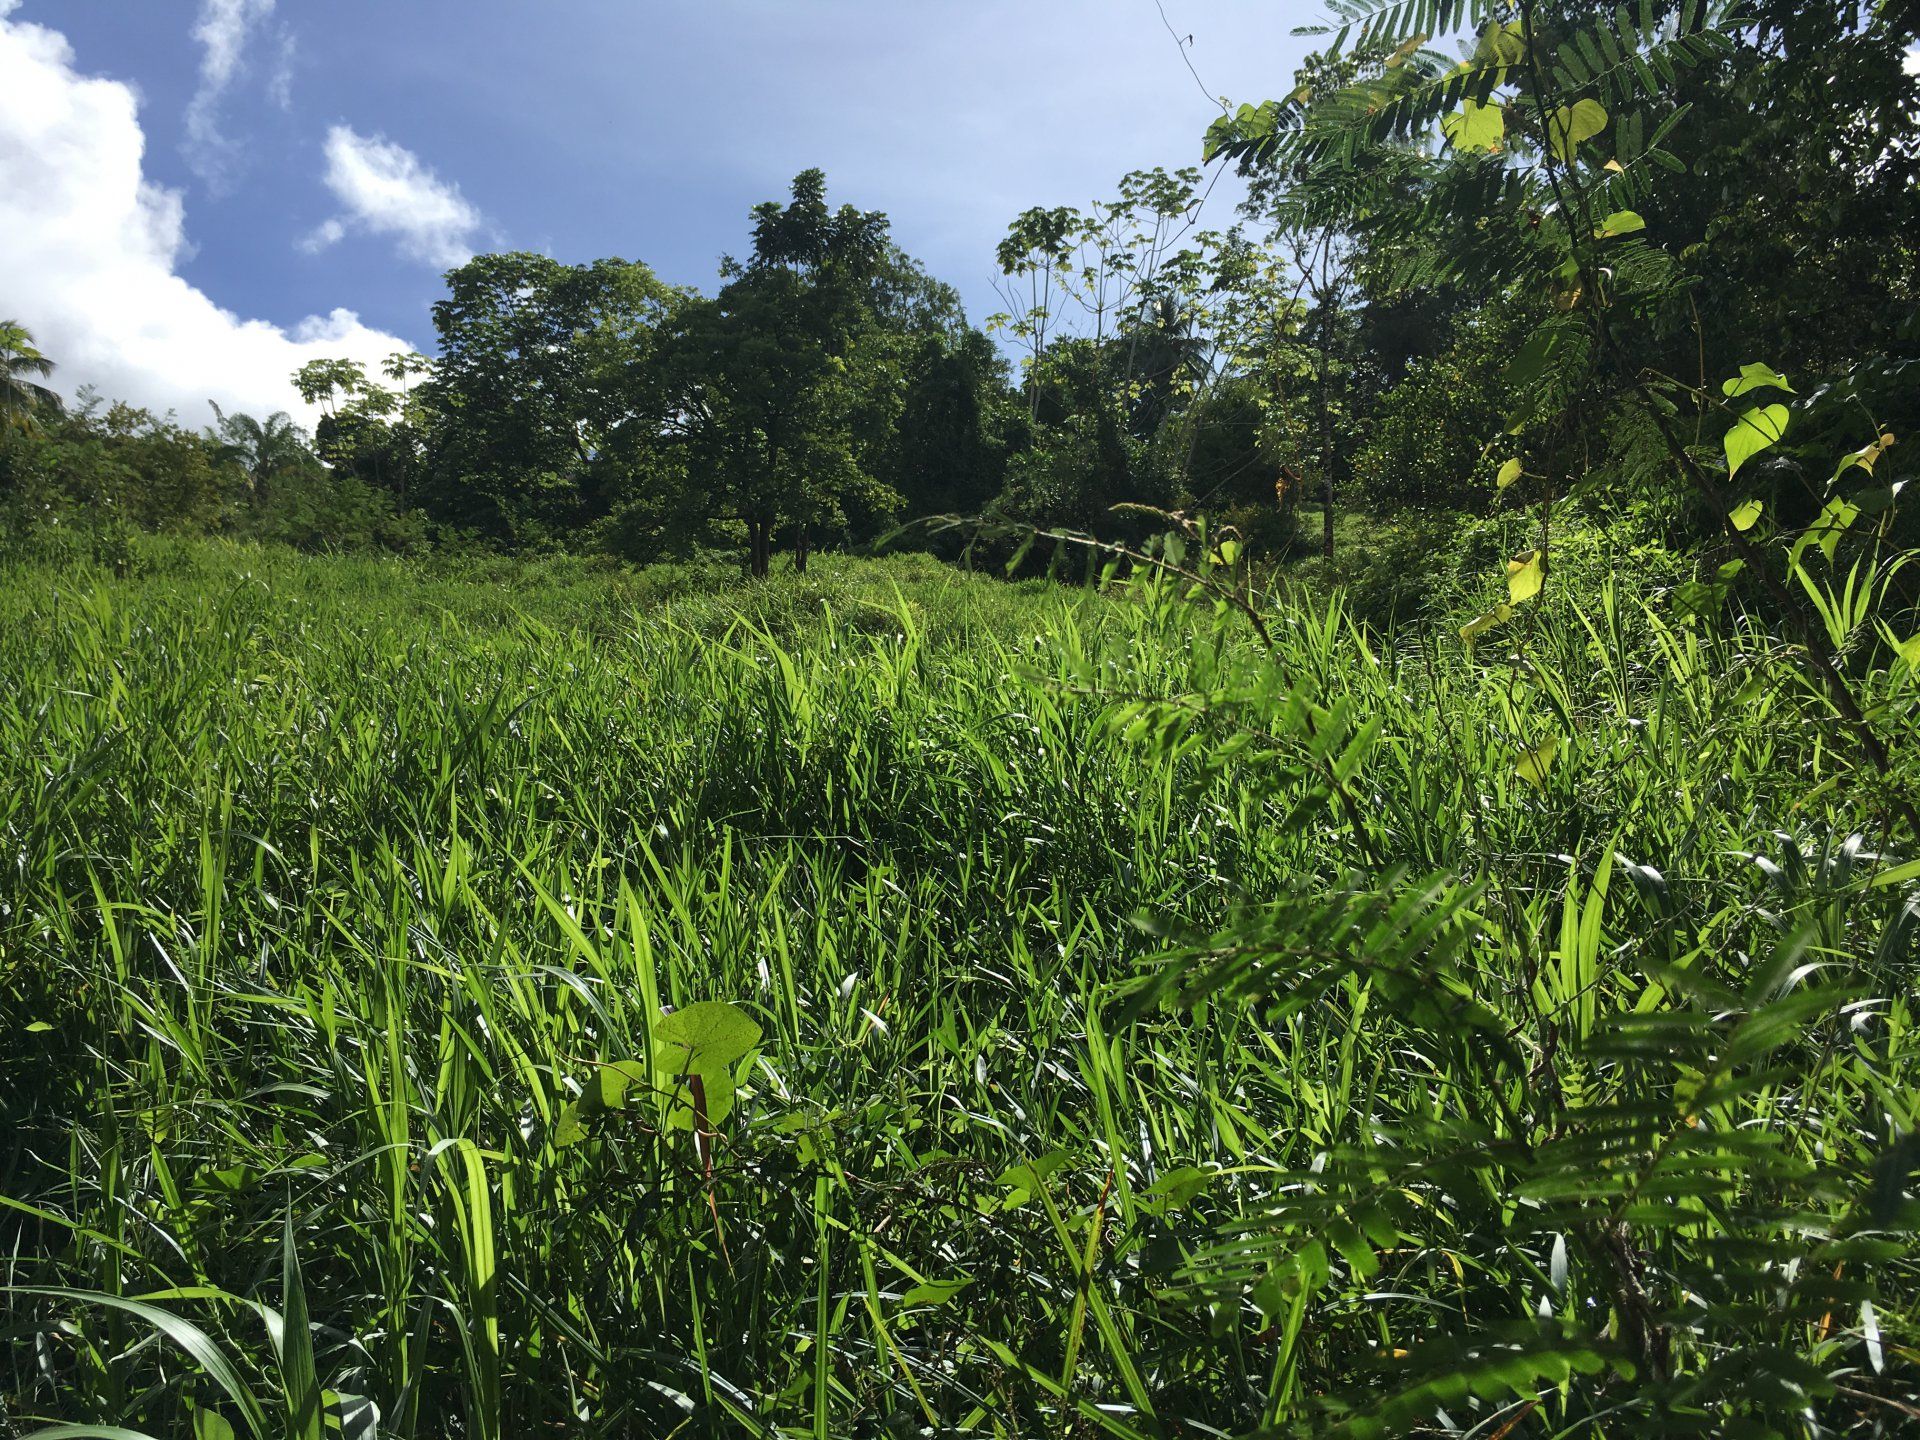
1, 538, 1914, 1437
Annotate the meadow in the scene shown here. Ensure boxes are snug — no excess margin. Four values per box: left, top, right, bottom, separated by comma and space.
1, 533, 1915, 1438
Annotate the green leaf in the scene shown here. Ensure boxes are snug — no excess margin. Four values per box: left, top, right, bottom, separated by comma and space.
1898, 634, 1920, 667
193, 1411, 237, 1440
12, 1288, 268, 1439
1460, 602, 1513, 646
898, 1277, 973, 1309
1502, 328, 1566, 392
664, 1069, 735, 1131
1547, 99, 1608, 161
652, 1000, 762, 1077
1722, 362, 1795, 399
1473, 20, 1527, 68
278, 1214, 324, 1440
595, 1059, 649, 1110
1728, 498, 1763, 532
1139, 1165, 1213, 1217
552, 1100, 588, 1147
1442, 99, 1505, 153
1252, 1239, 1331, 1318
1516, 736, 1561, 789
1507, 549, 1545, 604
1724, 404, 1789, 479
1593, 210, 1645, 238
1794, 494, 1860, 565
1213, 539, 1241, 566
328, 1394, 380, 1440
1496, 458, 1523, 490
24, 1020, 53, 1033
995, 1149, 1070, 1210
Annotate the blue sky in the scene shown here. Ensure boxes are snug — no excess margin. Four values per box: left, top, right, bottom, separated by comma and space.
1, 0, 1313, 423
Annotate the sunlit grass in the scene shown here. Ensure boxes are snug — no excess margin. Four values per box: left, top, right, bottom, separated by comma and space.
1, 539, 1913, 1437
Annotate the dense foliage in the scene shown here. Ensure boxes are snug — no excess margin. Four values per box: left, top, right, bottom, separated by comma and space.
0, 526, 1914, 1438
4, 2, 1920, 1436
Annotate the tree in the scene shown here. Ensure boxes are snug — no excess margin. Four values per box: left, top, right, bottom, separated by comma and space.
207, 405, 316, 499
658, 170, 897, 576
424, 252, 683, 544
0, 321, 61, 432
878, 329, 1014, 526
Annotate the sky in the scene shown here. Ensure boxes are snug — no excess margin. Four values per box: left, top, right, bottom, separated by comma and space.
0, 0, 1319, 428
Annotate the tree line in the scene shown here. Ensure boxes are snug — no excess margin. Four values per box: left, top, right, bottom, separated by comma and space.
5, 0, 1917, 584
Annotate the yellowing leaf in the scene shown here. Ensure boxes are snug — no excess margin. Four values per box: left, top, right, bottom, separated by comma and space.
1507, 549, 1545, 604
1442, 99, 1505, 153
1594, 210, 1645, 239
1724, 404, 1790, 479
1496, 458, 1523, 489
1728, 498, 1763, 532
1515, 736, 1561, 789
1214, 539, 1242, 566
1547, 99, 1608, 161
1459, 602, 1513, 646
1385, 32, 1429, 68
1721, 362, 1795, 399
1831, 430, 1895, 485
1474, 20, 1527, 68
1897, 634, 1920, 667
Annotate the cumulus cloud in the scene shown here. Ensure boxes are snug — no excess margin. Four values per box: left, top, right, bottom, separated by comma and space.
304, 126, 485, 270
0, 9, 413, 427
184, 0, 276, 188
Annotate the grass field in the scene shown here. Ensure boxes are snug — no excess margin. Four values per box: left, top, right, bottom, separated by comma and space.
2, 537, 1915, 1438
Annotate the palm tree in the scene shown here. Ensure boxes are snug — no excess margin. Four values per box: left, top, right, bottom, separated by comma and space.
0, 321, 62, 431
208, 403, 316, 497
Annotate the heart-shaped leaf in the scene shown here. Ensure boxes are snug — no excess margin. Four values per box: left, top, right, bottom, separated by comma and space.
1547, 99, 1608, 161
1831, 430, 1895, 485
1515, 736, 1561, 789
664, 1069, 735, 1130
1724, 404, 1789, 479
1460, 602, 1513, 646
1474, 20, 1527, 68
596, 1060, 649, 1110
553, 1101, 588, 1147
1507, 549, 1545, 604
1722, 362, 1795, 399
1442, 99, 1505, 152
652, 1000, 762, 1077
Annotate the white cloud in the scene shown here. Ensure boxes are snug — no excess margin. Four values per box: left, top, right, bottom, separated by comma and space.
184, 0, 276, 188
305, 126, 485, 270
1906, 45, 1919, 77
0, 9, 413, 428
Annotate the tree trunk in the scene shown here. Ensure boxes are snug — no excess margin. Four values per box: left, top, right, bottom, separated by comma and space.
1322, 467, 1335, 560
747, 517, 772, 579
793, 523, 809, 575
1315, 341, 1337, 561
